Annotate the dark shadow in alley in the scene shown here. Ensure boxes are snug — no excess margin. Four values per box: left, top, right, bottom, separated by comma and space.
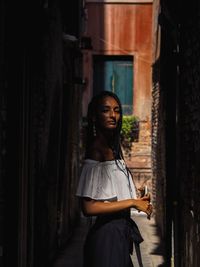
52, 213, 165, 267
52, 217, 89, 267
148, 224, 165, 256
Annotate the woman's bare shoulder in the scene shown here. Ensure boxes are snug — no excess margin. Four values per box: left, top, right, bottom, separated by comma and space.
87, 147, 103, 161
87, 143, 104, 161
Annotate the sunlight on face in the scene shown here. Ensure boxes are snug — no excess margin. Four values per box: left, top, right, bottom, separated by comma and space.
96, 96, 121, 130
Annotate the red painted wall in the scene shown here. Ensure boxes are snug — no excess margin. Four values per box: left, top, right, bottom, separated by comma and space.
82, 3, 153, 121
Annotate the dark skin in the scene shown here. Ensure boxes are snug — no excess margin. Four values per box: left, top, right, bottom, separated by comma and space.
82, 96, 152, 218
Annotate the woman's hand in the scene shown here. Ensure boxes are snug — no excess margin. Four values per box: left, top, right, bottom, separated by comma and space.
82, 194, 153, 218
132, 193, 153, 219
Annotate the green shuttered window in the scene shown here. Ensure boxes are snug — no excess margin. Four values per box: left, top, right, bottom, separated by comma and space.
93, 55, 133, 115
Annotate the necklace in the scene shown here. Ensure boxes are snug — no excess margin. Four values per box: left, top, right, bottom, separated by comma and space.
115, 159, 134, 198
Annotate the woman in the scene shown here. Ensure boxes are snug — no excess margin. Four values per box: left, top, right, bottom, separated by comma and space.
76, 91, 152, 267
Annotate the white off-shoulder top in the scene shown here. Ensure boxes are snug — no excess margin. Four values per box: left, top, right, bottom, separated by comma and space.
76, 159, 137, 201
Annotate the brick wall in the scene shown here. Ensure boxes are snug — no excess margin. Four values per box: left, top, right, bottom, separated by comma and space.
151, 0, 166, 238
151, 73, 166, 237
124, 119, 152, 197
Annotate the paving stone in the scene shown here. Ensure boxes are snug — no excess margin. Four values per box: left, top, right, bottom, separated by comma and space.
131, 212, 165, 266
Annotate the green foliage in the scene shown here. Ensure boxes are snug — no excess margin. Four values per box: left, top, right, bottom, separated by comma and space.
121, 115, 139, 144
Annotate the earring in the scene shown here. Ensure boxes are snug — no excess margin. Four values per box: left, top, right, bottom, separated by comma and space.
93, 123, 96, 137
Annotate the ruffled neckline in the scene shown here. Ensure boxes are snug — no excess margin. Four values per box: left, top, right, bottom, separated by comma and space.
84, 158, 125, 166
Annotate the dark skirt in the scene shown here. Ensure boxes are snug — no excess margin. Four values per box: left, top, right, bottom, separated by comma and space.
83, 213, 143, 267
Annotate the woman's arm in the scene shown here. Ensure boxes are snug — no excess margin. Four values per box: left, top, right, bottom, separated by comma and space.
82, 195, 152, 217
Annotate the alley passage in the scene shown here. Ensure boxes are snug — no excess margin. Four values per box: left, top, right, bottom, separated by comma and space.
53, 213, 165, 267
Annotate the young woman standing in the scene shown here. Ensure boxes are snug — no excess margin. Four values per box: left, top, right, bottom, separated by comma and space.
76, 91, 152, 267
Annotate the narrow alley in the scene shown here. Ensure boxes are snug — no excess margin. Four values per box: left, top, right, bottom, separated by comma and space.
1, 1, 200, 267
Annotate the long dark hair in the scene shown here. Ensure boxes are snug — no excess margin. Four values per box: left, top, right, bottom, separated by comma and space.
85, 91, 136, 197
85, 91, 124, 160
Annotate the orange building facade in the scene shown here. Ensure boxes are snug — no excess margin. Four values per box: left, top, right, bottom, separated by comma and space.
81, 0, 153, 121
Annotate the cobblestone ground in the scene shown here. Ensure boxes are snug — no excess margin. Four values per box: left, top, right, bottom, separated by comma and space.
131, 212, 165, 267
53, 213, 165, 267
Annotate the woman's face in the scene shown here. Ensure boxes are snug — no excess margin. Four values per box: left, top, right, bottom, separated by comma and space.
95, 96, 121, 131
